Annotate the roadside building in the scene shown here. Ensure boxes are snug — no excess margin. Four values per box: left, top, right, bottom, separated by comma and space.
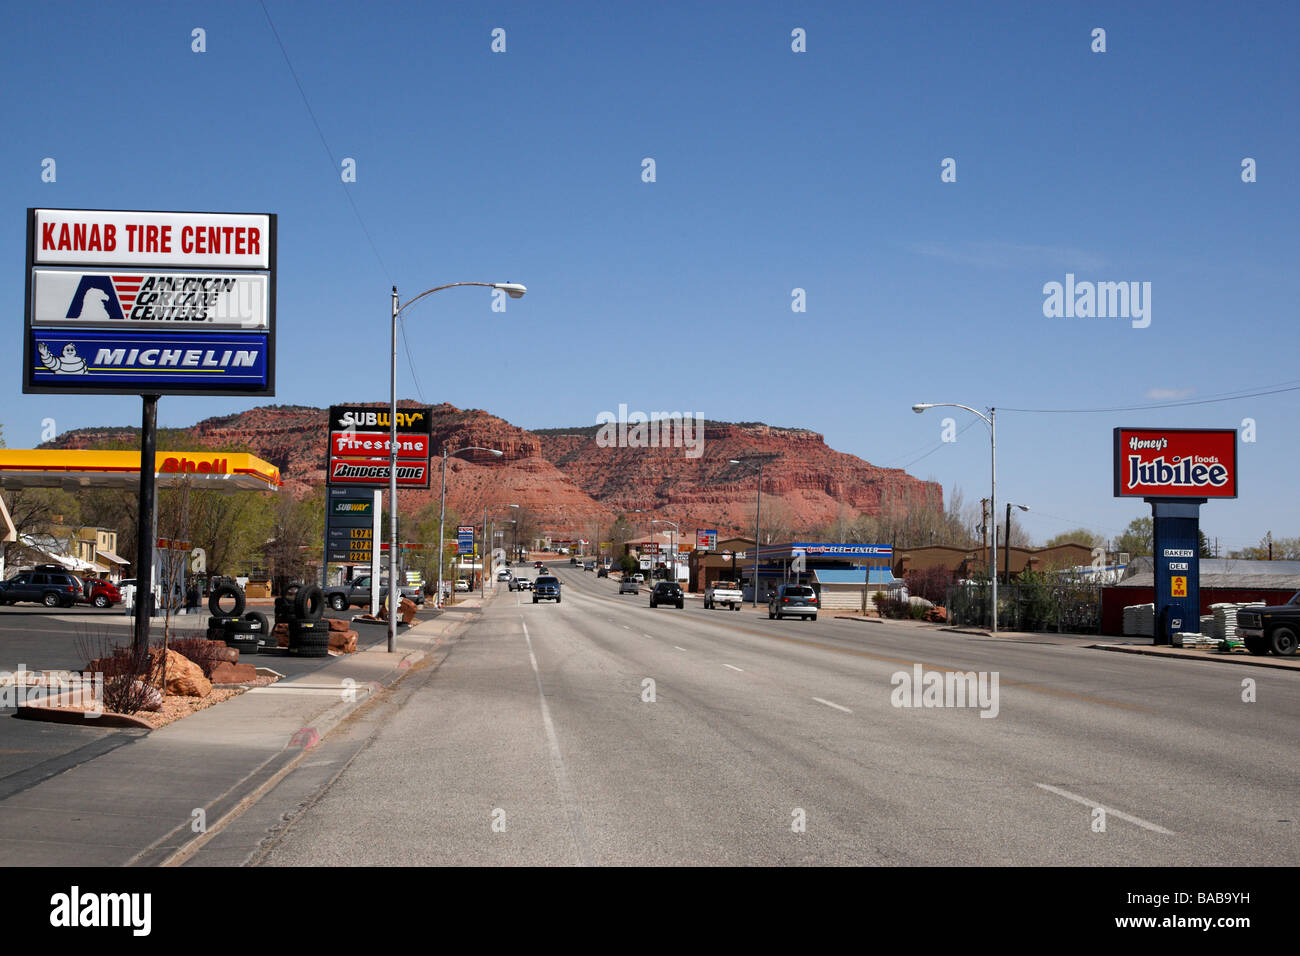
813, 568, 905, 612
1101, 558, 1300, 635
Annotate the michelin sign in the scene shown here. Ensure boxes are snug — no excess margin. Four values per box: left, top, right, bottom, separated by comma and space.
24, 208, 275, 395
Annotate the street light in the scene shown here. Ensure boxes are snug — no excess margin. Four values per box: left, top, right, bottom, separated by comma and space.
912, 402, 999, 632
388, 280, 524, 654
437, 445, 503, 610
729, 456, 772, 607
482, 503, 519, 597
1003, 502, 1029, 586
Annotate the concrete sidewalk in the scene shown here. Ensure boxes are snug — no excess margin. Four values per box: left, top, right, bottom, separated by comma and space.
0, 595, 486, 866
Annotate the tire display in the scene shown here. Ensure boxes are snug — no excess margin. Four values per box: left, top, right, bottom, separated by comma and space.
208, 582, 246, 618
243, 610, 270, 636
293, 584, 324, 621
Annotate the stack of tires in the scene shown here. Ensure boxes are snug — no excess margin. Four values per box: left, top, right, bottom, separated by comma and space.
275, 583, 329, 657
206, 583, 269, 656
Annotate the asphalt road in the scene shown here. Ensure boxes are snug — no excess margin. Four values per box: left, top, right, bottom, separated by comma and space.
234, 564, 1297, 865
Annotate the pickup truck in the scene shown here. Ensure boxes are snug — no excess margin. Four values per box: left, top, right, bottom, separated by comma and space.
323, 574, 423, 611
1235, 591, 1299, 656
704, 580, 743, 610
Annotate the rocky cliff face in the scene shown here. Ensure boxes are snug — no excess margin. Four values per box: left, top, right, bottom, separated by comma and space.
47, 405, 940, 538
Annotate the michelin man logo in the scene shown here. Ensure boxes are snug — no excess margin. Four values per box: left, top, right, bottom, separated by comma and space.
38, 341, 88, 374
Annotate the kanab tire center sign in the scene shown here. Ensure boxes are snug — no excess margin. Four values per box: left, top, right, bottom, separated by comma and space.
21, 208, 276, 651
24, 208, 274, 394
1113, 427, 1237, 644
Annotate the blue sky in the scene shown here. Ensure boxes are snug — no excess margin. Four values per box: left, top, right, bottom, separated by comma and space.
2, 0, 1296, 551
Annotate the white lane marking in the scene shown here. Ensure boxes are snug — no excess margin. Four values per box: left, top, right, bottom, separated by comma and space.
812, 697, 852, 713
723, 664, 744, 672
521, 619, 592, 864
674, 646, 686, 651
622, 625, 631, 630
642, 634, 654, 639
1034, 784, 1175, 835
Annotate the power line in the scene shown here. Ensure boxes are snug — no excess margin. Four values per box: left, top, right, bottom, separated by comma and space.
1000, 380, 1300, 414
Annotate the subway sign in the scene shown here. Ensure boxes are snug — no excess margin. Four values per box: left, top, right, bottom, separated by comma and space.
24, 208, 275, 396
1113, 427, 1238, 499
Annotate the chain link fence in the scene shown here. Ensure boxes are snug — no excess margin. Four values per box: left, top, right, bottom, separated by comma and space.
946, 575, 1103, 633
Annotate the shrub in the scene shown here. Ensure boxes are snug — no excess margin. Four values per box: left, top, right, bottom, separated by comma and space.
75, 632, 166, 715
876, 597, 911, 619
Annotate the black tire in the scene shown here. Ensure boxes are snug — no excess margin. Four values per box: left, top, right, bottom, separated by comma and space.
92, 594, 110, 608
227, 637, 258, 655
293, 584, 324, 621
208, 582, 246, 618
328, 592, 347, 611
650, 599, 656, 608
533, 596, 538, 604
732, 605, 739, 611
43, 592, 60, 607
768, 610, 775, 620
243, 611, 270, 636
291, 642, 330, 658
1243, 635, 1269, 656
1269, 626, 1297, 657
676, 602, 683, 609
556, 595, 561, 604
810, 614, 817, 622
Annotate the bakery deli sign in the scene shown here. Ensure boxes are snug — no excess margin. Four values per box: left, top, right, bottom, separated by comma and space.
23, 208, 276, 395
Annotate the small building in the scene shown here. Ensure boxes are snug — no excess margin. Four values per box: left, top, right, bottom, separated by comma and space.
1100, 558, 1300, 635
813, 568, 904, 611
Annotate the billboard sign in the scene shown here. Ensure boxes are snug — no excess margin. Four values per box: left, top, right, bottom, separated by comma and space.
326, 404, 433, 489
1112, 428, 1238, 499
457, 526, 475, 555
696, 528, 718, 550
24, 208, 275, 396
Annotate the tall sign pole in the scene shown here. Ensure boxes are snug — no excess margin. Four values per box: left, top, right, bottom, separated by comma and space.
133, 395, 159, 653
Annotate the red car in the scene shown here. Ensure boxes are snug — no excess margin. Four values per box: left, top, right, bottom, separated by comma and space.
79, 578, 121, 608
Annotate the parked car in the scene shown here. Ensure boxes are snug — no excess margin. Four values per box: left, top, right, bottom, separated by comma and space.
79, 577, 121, 608
0, 566, 85, 608
324, 574, 424, 610
768, 584, 819, 621
650, 581, 684, 609
570, 557, 579, 565
633, 573, 645, 584
533, 575, 561, 603
596, 567, 609, 578
704, 580, 743, 611
1236, 591, 1300, 656
619, 577, 640, 595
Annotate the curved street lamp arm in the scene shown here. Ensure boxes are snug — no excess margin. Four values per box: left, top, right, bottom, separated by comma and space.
396, 282, 500, 316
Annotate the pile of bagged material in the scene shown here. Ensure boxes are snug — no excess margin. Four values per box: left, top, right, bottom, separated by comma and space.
1210, 603, 1252, 641
1123, 603, 1155, 637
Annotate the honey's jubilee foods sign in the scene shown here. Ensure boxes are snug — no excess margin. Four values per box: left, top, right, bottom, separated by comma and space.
23, 208, 275, 395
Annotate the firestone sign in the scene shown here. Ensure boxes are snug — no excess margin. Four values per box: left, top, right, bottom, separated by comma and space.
1112, 428, 1238, 499
24, 208, 275, 396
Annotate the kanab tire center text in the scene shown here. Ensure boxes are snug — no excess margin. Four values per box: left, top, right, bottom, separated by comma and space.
21, 208, 276, 653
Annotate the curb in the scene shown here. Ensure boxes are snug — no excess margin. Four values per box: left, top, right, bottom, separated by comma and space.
1090, 643, 1300, 671
130, 608, 475, 868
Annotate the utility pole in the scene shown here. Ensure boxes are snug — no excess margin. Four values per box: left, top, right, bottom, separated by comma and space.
980, 497, 989, 577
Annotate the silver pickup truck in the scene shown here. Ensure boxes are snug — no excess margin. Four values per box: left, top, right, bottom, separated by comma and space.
704, 580, 743, 610
324, 574, 423, 611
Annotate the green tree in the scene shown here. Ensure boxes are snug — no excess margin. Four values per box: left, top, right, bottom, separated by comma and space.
1045, 528, 1105, 549
1115, 517, 1153, 557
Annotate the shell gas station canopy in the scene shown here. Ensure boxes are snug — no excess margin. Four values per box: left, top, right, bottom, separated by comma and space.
0, 449, 281, 493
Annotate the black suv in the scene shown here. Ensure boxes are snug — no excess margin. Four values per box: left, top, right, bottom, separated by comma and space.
533, 576, 561, 604
0, 566, 85, 608
650, 581, 684, 609
1236, 591, 1300, 656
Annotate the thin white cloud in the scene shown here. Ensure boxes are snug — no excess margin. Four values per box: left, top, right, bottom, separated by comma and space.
901, 239, 1108, 272
1145, 387, 1194, 400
